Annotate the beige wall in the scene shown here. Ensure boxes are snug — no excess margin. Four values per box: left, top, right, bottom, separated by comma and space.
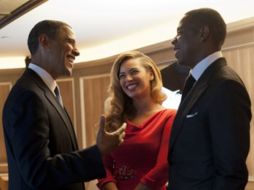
0, 22, 253, 189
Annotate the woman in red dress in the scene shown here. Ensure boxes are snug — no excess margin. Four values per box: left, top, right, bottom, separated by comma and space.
98, 51, 176, 190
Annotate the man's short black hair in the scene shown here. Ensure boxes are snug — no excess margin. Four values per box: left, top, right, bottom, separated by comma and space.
27, 20, 69, 55
183, 8, 226, 48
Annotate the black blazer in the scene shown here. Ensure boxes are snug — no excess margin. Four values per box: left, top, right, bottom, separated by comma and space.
3, 69, 105, 190
168, 58, 251, 190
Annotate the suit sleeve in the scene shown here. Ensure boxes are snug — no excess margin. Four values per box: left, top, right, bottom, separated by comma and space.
140, 110, 176, 189
209, 80, 251, 190
97, 154, 117, 189
4, 90, 106, 189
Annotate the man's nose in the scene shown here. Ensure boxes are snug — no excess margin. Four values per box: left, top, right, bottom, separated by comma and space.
73, 47, 80, 56
171, 36, 177, 45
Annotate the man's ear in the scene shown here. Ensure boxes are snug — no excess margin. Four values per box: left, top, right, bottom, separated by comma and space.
200, 25, 210, 42
38, 34, 50, 49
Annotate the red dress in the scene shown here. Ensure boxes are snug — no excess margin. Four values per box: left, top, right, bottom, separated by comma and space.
98, 109, 176, 190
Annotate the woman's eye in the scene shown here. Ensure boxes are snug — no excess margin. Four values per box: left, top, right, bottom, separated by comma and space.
119, 74, 125, 79
130, 70, 139, 75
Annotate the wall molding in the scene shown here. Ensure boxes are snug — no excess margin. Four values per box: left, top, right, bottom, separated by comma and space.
227, 17, 254, 32
249, 175, 254, 182
223, 41, 254, 51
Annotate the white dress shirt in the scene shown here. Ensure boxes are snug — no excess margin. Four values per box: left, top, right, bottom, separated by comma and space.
28, 63, 58, 96
191, 51, 223, 81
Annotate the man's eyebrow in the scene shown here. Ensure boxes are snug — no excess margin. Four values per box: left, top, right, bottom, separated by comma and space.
67, 38, 76, 43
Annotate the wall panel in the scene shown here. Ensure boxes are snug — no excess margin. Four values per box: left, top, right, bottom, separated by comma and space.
80, 74, 110, 147
0, 83, 11, 173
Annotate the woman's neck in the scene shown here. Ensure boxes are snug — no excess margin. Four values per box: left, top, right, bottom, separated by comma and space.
133, 97, 163, 117
127, 98, 163, 125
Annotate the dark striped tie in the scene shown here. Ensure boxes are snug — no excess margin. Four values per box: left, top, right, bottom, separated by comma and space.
54, 86, 63, 107
181, 74, 195, 101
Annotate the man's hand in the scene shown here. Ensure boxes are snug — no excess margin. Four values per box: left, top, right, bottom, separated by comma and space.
96, 115, 126, 156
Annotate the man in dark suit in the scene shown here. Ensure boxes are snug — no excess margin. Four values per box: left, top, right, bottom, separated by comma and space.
2, 20, 126, 190
168, 8, 251, 190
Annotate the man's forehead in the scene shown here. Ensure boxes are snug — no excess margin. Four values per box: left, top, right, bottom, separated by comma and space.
61, 25, 76, 37
62, 25, 73, 33
177, 22, 185, 31
177, 17, 196, 31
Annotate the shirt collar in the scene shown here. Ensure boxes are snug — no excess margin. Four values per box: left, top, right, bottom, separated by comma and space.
191, 51, 223, 80
28, 63, 57, 93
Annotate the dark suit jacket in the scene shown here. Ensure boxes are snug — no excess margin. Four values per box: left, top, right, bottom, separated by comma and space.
3, 69, 106, 190
168, 58, 251, 190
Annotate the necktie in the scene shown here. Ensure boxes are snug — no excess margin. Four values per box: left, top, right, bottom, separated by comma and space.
181, 74, 195, 101
54, 86, 64, 107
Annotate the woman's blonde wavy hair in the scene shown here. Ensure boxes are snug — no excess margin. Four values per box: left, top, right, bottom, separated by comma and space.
104, 51, 166, 131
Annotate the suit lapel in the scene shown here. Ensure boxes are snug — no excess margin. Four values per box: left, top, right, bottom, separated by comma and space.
170, 58, 227, 150
44, 90, 78, 148
170, 81, 208, 149
26, 69, 78, 149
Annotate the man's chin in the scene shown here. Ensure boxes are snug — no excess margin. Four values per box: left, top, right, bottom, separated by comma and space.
60, 68, 72, 77
66, 69, 72, 76
177, 59, 187, 66
175, 58, 183, 65
66, 64, 73, 73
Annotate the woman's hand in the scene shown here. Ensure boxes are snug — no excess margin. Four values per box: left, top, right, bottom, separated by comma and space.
134, 183, 152, 190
